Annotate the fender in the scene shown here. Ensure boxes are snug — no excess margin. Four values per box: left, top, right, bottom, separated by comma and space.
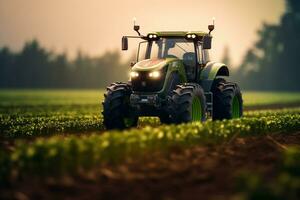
199, 62, 229, 92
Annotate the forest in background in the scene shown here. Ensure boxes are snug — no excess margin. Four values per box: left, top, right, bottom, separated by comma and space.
0, 42, 129, 88
0, 0, 299, 90
231, 0, 300, 91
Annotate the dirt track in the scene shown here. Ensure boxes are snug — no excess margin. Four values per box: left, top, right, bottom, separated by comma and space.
2, 132, 300, 200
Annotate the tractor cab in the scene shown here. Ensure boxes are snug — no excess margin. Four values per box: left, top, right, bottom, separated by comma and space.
134, 33, 211, 82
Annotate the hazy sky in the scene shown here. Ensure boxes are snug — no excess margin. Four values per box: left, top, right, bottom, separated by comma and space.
0, 0, 285, 66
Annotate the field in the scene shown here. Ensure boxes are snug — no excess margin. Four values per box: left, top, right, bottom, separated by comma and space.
1, 90, 300, 200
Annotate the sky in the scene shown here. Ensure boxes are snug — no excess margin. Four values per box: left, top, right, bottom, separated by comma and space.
0, 0, 285, 66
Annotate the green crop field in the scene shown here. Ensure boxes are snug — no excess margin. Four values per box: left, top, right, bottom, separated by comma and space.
243, 91, 300, 106
1, 90, 300, 107
0, 90, 300, 138
1, 90, 300, 199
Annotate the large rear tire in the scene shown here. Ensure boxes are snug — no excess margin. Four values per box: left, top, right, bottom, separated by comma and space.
170, 83, 206, 123
102, 82, 138, 129
211, 78, 243, 120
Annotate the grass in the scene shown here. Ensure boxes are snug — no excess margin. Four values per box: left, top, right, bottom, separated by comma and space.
243, 91, 300, 106
0, 90, 300, 138
0, 89, 103, 106
1, 90, 299, 108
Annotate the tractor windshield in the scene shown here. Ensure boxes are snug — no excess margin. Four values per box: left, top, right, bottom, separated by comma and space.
138, 38, 195, 61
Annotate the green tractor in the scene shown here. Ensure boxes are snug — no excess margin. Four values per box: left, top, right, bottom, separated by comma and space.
102, 21, 243, 129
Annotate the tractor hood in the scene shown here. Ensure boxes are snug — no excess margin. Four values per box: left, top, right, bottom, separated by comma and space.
132, 58, 178, 71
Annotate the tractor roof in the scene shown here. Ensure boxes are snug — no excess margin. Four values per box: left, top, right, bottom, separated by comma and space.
149, 31, 208, 37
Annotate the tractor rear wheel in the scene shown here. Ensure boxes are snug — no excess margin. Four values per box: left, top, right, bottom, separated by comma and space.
211, 78, 243, 120
170, 83, 206, 123
102, 82, 138, 129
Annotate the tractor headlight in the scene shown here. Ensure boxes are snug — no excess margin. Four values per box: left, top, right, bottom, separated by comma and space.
147, 34, 159, 40
130, 71, 139, 78
186, 34, 197, 40
149, 71, 160, 79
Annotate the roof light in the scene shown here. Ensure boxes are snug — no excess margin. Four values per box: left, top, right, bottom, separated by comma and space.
147, 34, 159, 40
186, 33, 198, 40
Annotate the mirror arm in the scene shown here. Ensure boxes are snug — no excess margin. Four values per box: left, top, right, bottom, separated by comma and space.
135, 29, 141, 36
124, 35, 146, 39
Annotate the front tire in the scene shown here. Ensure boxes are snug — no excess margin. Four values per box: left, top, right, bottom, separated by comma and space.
211, 78, 243, 120
170, 83, 206, 123
159, 73, 181, 124
102, 82, 138, 129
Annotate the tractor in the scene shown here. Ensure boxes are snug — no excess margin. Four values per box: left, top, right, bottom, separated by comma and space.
102, 21, 243, 129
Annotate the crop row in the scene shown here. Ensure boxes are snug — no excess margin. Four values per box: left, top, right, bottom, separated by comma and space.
1, 112, 300, 183
1, 104, 300, 118
0, 115, 103, 138
1, 108, 300, 138
238, 147, 300, 200
0, 104, 100, 116
244, 107, 300, 117
0, 115, 160, 138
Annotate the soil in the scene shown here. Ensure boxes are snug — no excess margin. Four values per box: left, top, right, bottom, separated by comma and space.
1, 132, 300, 200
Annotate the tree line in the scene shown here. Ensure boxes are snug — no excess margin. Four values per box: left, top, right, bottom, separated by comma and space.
0, 40, 129, 88
231, 0, 300, 91
0, 0, 299, 90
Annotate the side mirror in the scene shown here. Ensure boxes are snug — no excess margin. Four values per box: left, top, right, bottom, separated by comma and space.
208, 25, 214, 34
134, 25, 140, 32
208, 18, 215, 35
203, 36, 212, 49
122, 36, 128, 51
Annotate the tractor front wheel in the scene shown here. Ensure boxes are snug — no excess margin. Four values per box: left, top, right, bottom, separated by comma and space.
170, 83, 206, 123
102, 82, 138, 129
